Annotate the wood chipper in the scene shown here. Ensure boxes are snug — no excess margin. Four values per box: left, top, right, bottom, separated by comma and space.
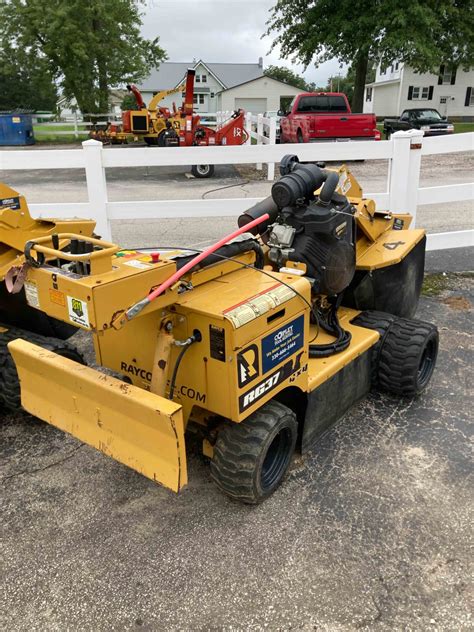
90, 69, 248, 178
0, 184, 96, 409
4, 157, 438, 503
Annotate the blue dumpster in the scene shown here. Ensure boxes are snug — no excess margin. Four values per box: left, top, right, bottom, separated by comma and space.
0, 114, 35, 146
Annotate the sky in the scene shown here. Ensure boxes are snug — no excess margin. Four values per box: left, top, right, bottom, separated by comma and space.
140, 0, 346, 86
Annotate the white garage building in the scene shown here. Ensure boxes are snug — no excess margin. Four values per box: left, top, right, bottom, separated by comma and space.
136, 59, 304, 114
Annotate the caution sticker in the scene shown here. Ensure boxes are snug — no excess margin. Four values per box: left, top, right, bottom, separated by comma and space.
49, 288, 66, 306
24, 281, 40, 308
67, 296, 90, 329
223, 284, 296, 329
122, 259, 152, 270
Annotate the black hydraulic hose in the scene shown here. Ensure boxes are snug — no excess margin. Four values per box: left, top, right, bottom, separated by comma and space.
309, 295, 352, 358
168, 333, 200, 401
175, 238, 264, 271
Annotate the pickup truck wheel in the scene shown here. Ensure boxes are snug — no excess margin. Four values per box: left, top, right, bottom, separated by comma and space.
297, 129, 304, 143
384, 128, 391, 140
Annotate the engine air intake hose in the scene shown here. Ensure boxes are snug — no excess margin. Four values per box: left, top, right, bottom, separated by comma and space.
318, 171, 339, 205
237, 196, 279, 236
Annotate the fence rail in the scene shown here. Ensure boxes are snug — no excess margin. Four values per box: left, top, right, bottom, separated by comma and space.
1, 130, 472, 253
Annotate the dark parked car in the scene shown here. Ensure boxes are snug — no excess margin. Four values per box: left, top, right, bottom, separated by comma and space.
383, 108, 454, 138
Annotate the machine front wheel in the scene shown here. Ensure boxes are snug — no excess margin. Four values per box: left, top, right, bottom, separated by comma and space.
210, 400, 297, 504
191, 164, 215, 178
0, 326, 86, 412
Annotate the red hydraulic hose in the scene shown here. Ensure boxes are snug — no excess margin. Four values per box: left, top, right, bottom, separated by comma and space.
124, 213, 270, 321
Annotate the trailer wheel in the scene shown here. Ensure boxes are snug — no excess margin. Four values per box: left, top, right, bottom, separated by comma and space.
191, 164, 215, 178
0, 326, 85, 412
210, 400, 297, 504
377, 318, 438, 396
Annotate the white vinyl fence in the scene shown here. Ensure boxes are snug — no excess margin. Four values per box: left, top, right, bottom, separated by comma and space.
1, 130, 472, 252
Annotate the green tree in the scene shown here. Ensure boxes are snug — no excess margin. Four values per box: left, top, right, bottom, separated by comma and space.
325, 65, 376, 103
264, 65, 311, 91
0, 0, 167, 115
0, 45, 57, 111
120, 94, 138, 111
265, 0, 474, 112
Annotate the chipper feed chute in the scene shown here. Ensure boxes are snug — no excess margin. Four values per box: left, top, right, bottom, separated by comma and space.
8, 339, 187, 492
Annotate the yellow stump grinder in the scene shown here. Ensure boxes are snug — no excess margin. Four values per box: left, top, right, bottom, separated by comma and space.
0, 184, 96, 409
2, 156, 438, 503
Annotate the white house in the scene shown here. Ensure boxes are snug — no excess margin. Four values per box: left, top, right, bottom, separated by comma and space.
137, 59, 304, 114
364, 62, 474, 119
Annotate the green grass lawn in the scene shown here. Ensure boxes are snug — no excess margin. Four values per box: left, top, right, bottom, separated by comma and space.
33, 123, 89, 143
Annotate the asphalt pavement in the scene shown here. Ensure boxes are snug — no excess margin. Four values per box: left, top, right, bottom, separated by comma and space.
1, 268, 472, 631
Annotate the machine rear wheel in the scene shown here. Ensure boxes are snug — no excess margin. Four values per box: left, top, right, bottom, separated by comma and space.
377, 318, 438, 396
210, 400, 297, 504
0, 326, 85, 412
191, 164, 215, 178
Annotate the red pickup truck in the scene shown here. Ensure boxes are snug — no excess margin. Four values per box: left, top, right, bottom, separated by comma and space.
279, 92, 381, 143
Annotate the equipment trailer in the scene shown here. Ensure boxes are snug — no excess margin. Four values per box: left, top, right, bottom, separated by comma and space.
3, 159, 438, 503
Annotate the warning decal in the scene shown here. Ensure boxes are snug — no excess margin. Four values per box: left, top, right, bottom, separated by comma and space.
224, 284, 296, 329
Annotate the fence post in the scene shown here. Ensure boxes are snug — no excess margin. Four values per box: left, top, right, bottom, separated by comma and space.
74, 111, 78, 139
256, 113, 263, 170
82, 139, 111, 240
267, 117, 277, 181
389, 129, 424, 225
245, 112, 252, 145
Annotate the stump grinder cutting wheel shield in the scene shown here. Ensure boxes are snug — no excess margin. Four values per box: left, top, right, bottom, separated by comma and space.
0, 184, 95, 409
4, 157, 438, 502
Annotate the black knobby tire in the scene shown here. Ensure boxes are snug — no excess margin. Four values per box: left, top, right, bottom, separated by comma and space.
45, 316, 78, 340
352, 310, 397, 385
0, 326, 85, 412
384, 128, 391, 140
191, 164, 215, 178
210, 400, 297, 504
377, 318, 438, 396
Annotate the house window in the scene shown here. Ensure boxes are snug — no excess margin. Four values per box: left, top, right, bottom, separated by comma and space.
193, 94, 205, 105
411, 87, 429, 100
210, 92, 215, 98
201, 74, 207, 83
441, 67, 453, 84
395, 61, 399, 70
196, 75, 201, 83
366, 87, 372, 102
470, 89, 474, 106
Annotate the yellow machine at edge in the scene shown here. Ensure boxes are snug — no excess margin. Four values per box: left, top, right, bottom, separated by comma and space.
1, 156, 439, 503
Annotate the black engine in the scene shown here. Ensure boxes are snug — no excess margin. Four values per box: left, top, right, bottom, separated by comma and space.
267, 156, 356, 296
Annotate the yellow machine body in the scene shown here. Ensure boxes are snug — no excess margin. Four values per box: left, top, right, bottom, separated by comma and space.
0, 183, 95, 280
6, 167, 426, 494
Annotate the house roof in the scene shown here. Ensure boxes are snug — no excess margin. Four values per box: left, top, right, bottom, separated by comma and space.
216, 74, 304, 94
137, 60, 264, 91
365, 78, 401, 88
